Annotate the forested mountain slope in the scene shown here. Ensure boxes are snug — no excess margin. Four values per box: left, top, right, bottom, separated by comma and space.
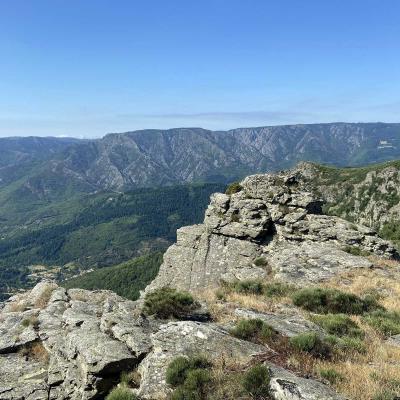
0, 183, 223, 299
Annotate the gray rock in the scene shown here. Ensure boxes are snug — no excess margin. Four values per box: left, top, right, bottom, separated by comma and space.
234, 308, 323, 337
145, 171, 397, 294
136, 321, 267, 399
269, 365, 347, 400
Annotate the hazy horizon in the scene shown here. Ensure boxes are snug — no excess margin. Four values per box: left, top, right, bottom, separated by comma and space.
1, 0, 399, 138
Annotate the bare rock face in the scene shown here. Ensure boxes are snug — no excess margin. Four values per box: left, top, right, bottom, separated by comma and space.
268, 365, 346, 400
0, 285, 149, 399
145, 171, 397, 293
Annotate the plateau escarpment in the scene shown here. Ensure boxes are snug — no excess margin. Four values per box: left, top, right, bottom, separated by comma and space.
1, 169, 400, 400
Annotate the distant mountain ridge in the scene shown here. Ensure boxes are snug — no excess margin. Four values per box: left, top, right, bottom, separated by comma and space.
1, 122, 400, 203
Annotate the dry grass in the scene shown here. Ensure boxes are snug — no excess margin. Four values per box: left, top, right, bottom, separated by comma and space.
34, 287, 55, 309
322, 262, 400, 312
314, 260, 400, 399
19, 342, 50, 364
195, 286, 291, 323
8, 300, 28, 312
198, 261, 400, 399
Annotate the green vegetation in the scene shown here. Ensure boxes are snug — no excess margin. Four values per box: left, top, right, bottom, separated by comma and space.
318, 367, 344, 384
225, 182, 243, 195
242, 364, 271, 399
363, 310, 400, 336
143, 287, 197, 319
342, 245, 371, 257
106, 387, 138, 400
253, 257, 268, 267
380, 222, 400, 249
167, 356, 212, 400
263, 282, 293, 298
311, 314, 364, 338
63, 252, 163, 300
229, 279, 292, 298
230, 318, 275, 343
292, 287, 380, 315
232, 279, 264, 295
289, 332, 333, 359
0, 183, 224, 299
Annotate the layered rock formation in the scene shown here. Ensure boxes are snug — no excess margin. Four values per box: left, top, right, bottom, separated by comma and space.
145, 170, 397, 293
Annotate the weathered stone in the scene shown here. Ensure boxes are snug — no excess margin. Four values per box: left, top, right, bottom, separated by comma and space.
136, 321, 267, 399
145, 170, 397, 293
269, 365, 346, 400
234, 308, 323, 337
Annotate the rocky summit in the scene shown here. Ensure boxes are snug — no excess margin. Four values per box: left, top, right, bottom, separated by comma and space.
146, 169, 397, 293
0, 169, 399, 400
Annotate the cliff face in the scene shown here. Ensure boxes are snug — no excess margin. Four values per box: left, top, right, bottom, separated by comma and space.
146, 169, 397, 294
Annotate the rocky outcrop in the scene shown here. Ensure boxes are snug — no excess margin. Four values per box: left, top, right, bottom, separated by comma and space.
0, 281, 347, 400
145, 170, 397, 293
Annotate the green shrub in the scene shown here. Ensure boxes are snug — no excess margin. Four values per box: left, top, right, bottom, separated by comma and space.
166, 356, 211, 387
338, 336, 367, 354
253, 257, 268, 267
264, 282, 293, 298
106, 387, 138, 400
242, 364, 271, 398
230, 319, 275, 342
120, 371, 139, 388
343, 245, 371, 257
363, 310, 400, 336
225, 182, 243, 195
289, 332, 332, 359
183, 369, 212, 393
292, 287, 380, 314
167, 356, 212, 400
171, 386, 199, 400
232, 279, 264, 295
318, 367, 344, 384
312, 314, 364, 337
143, 288, 197, 319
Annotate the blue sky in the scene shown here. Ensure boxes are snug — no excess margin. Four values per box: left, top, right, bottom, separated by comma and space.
0, 0, 399, 138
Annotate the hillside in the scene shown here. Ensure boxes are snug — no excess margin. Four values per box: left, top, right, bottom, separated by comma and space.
289, 161, 400, 247
0, 183, 224, 300
1, 123, 400, 203
2, 168, 400, 400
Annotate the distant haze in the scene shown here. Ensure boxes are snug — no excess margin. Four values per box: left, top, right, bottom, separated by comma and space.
0, 1, 399, 137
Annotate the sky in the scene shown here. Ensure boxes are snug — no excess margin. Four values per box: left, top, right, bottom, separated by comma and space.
0, 0, 399, 138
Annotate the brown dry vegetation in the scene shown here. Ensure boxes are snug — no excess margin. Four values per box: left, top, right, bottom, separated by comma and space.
19, 342, 50, 364
34, 287, 55, 309
196, 257, 400, 400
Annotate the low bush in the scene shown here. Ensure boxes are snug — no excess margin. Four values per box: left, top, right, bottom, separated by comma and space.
143, 287, 197, 319
167, 355, 212, 400
318, 367, 344, 384
225, 182, 243, 195
363, 310, 400, 336
289, 332, 332, 359
106, 387, 138, 400
263, 282, 293, 298
292, 287, 380, 314
311, 314, 364, 338
230, 318, 275, 343
232, 279, 264, 295
253, 257, 268, 267
242, 364, 271, 398
342, 245, 371, 257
